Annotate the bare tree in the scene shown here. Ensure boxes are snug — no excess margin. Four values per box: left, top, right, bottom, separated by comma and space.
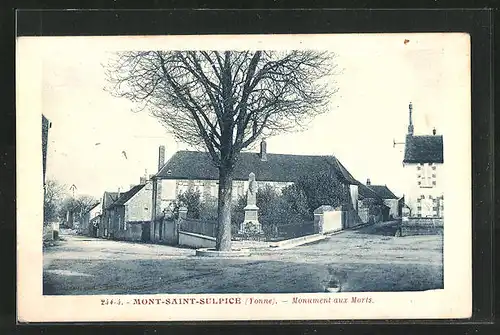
59, 195, 98, 225
44, 179, 67, 225
105, 50, 337, 250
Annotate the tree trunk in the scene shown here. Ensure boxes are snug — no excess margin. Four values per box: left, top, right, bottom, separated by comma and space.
216, 166, 233, 251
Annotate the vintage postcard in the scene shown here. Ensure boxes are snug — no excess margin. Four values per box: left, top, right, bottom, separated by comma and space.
17, 33, 472, 322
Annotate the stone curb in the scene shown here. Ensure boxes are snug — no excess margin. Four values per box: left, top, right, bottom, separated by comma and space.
267, 222, 383, 250
195, 248, 251, 257
269, 234, 328, 250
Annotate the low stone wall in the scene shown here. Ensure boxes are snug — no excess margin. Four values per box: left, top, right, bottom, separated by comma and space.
43, 225, 54, 241
401, 217, 443, 236
180, 218, 217, 237
43, 222, 59, 241
113, 222, 144, 242
322, 211, 343, 233
160, 219, 178, 245
179, 231, 216, 249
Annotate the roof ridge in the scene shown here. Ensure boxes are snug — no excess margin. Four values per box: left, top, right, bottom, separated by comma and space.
412, 134, 444, 138
176, 149, 334, 158
110, 184, 145, 206
155, 149, 359, 184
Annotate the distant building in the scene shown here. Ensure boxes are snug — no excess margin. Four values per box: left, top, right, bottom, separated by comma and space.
98, 191, 120, 238
364, 178, 400, 219
402, 102, 444, 218
357, 181, 391, 223
101, 178, 153, 241
79, 202, 101, 236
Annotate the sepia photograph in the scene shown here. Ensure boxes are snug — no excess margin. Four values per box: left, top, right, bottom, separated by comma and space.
17, 33, 471, 322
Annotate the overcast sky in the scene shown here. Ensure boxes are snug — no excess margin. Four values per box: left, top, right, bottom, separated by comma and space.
36, 33, 469, 199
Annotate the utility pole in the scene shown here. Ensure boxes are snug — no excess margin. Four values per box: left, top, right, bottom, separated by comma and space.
68, 184, 77, 228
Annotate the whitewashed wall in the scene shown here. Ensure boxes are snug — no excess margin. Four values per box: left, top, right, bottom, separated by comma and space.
158, 178, 293, 212
402, 163, 444, 218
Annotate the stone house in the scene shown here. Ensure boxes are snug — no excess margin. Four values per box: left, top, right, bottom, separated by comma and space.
364, 178, 400, 219
149, 141, 367, 241
103, 179, 153, 241
401, 102, 444, 218
79, 202, 101, 236
98, 191, 119, 238
357, 182, 390, 223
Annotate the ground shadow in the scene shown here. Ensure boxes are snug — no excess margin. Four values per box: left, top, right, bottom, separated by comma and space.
351, 221, 401, 236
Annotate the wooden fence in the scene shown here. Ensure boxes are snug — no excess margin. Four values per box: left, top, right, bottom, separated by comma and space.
273, 221, 315, 239
179, 218, 217, 237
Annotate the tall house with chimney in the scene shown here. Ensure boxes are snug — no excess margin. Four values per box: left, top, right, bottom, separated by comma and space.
402, 102, 444, 218
149, 140, 365, 240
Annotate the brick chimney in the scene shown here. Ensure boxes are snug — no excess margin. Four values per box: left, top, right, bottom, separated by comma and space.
366, 178, 371, 185
139, 177, 146, 185
260, 139, 267, 161
158, 145, 165, 171
433, 127, 437, 135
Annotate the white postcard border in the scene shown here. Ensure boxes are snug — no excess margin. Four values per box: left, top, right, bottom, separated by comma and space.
16, 33, 472, 322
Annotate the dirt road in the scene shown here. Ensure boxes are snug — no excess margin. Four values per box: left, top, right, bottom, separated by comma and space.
43, 221, 443, 295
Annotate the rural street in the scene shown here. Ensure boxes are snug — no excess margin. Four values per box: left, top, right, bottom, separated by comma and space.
43, 221, 443, 295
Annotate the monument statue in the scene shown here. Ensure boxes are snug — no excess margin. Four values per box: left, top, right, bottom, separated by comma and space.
247, 172, 258, 206
239, 172, 262, 235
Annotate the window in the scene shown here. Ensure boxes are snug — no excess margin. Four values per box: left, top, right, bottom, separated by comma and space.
177, 181, 189, 195
124, 221, 127, 231
419, 163, 434, 188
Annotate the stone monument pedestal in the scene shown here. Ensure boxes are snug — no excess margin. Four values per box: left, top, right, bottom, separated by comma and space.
239, 204, 263, 234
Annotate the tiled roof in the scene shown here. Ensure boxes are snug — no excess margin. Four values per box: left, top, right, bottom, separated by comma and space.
103, 191, 119, 210
358, 184, 382, 200
82, 202, 101, 216
86, 202, 100, 212
109, 185, 145, 207
367, 185, 398, 199
155, 151, 359, 185
403, 134, 443, 164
